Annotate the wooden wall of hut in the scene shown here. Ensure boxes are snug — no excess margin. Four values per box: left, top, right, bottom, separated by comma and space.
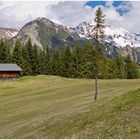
0, 71, 20, 79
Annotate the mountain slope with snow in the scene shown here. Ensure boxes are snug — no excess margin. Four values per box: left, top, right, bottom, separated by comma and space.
72, 21, 140, 48
2, 17, 140, 62
0, 28, 18, 40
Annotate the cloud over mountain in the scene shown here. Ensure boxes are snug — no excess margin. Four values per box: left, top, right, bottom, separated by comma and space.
0, 1, 140, 33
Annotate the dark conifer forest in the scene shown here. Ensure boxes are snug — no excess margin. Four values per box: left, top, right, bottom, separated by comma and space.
0, 38, 139, 79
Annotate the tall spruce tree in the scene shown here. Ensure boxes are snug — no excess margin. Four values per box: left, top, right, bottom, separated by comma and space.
12, 39, 23, 66
0, 40, 11, 63
25, 39, 34, 75
32, 45, 39, 75
115, 54, 126, 79
38, 49, 46, 74
72, 44, 82, 78
51, 48, 64, 76
44, 46, 51, 75
125, 55, 139, 79
106, 58, 118, 79
93, 7, 105, 100
80, 44, 96, 78
63, 46, 73, 77
22, 43, 32, 75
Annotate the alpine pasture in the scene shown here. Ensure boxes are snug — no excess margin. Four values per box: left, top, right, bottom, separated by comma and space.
0, 75, 140, 138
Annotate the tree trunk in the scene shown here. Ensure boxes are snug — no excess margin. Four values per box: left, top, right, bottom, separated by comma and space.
94, 76, 98, 101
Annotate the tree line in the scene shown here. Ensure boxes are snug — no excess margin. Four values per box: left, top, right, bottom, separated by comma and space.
0, 39, 139, 79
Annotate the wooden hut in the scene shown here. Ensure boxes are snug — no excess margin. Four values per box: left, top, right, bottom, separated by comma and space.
0, 64, 22, 79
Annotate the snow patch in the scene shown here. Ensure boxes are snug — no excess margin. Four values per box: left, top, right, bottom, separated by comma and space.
73, 21, 140, 48
50, 19, 62, 25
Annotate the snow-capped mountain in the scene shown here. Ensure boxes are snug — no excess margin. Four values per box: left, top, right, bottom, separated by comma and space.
0, 28, 18, 40
1, 17, 140, 62
71, 21, 140, 48
10, 17, 82, 49
1, 18, 140, 49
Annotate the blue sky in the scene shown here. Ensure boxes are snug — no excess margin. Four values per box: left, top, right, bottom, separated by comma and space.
86, 1, 130, 16
86, 1, 123, 7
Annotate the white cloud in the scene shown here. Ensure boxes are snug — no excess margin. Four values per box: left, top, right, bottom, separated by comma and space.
46, 1, 140, 33
101, 1, 140, 33
0, 1, 59, 28
0, 1, 140, 33
46, 1, 95, 27
119, 2, 140, 33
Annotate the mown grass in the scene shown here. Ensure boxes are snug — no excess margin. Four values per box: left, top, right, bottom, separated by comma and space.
43, 89, 140, 139
0, 75, 140, 138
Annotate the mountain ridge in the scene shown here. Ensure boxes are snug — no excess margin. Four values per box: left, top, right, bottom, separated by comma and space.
71, 21, 140, 48
0, 28, 18, 40
11, 17, 83, 49
3, 17, 140, 49
1, 17, 140, 62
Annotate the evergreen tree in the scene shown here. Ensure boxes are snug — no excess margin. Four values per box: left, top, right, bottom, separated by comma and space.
72, 44, 82, 78
63, 46, 74, 77
44, 46, 51, 75
12, 39, 23, 66
93, 7, 105, 100
38, 49, 46, 75
125, 55, 139, 79
115, 54, 126, 79
80, 44, 96, 78
24, 39, 34, 75
31, 44, 39, 75
0, 40, 11, 63
21, 44, 32, 75
106, 58, 118, 79
51, 48, 64, 76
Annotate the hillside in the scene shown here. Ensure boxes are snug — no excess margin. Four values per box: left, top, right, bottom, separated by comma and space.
50, 89, 140, 139
0, 75, 140, 138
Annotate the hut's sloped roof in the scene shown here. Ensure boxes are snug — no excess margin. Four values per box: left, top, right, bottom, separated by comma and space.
0, 64, 22, 71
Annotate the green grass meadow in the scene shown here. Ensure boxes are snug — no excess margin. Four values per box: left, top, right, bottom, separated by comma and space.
0, 75, 140, 138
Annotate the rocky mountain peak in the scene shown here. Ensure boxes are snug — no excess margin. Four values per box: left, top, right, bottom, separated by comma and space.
72, 21, 140, 48
0, 28, 18, 40
1, 17, 140, 63
11, 17, 81, 49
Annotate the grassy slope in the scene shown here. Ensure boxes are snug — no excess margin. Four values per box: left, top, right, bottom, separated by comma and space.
0, 75, 140, 138
46, 89, 140, 139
